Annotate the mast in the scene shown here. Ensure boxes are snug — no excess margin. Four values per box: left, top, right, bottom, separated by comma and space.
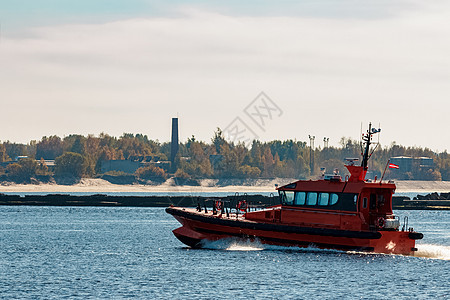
361, 122, 380, 170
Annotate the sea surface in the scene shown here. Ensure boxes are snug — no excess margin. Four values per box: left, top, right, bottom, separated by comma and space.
0, 205, 449, 299
0, 191, 422, 199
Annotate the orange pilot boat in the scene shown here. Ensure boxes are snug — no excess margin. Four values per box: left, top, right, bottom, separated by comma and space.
166, 124, 423, 255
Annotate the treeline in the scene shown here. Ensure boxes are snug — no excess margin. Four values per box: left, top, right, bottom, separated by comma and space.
0, 129, 448, 183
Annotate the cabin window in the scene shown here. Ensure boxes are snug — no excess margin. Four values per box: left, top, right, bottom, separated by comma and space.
318, 193, 329, 206
377, 194, 386, 207
283, 191, 295, 205
370, 194, 377, 209
295, 192, 306, 205
284, 191, 357, 211
306, 192, 318, 205
330, 193, 339, 205
338, 193, 358, 211
363, 197, 368, 208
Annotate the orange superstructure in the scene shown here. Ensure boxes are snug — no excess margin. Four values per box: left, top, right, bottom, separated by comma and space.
166, 124, 423, 255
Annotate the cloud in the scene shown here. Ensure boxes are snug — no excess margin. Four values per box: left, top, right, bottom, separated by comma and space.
0, 4, 449, 150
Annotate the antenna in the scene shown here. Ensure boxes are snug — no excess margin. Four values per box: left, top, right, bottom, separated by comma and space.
377, 122, 381, 144
360, 122, 364, 155
308, 135, 315, 175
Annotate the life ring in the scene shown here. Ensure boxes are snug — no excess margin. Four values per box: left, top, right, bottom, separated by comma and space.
376, 217, 385, 229
238, 200, 247, 212
215, 201, 222, 211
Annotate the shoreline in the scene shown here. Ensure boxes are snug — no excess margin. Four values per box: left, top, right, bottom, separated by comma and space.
0, 192, 448, 210
1, 178, 449, 194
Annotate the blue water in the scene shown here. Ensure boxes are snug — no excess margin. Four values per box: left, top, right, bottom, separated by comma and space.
0, 206, 449, 299
0, 191, 421, 199
1, 191, 277, 197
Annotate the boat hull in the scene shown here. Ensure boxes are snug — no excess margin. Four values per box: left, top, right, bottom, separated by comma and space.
166, 207, 419, 255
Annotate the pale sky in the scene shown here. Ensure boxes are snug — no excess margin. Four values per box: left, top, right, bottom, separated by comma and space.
1, 1, 449, 151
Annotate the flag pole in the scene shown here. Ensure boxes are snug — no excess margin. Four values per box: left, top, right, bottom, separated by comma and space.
380, 159, 390, 183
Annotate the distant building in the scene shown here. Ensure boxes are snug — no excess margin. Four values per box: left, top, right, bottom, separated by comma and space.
101, 160, 142, 174
15, 156, 29, 161
417, 157, 434, 168
390, 156, 414, 172
39, 160, 55, 172
390, 156, 434, 173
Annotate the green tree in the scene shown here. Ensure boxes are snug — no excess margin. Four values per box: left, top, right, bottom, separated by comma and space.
55, 152, 87, 178
179, 140, 213, 178
3, 142, 26, 160
218, 144, 240, 177
64, 135, 86, 154
18, 157, 37, 179
6, 163, 23, 182
211, 128, 226, 154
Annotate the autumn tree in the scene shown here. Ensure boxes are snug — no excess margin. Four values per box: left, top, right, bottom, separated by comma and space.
36, 158, 49, 175
0, 143, 10, 162
6, 157, 37, 182
237, 165, 261, 178
36, 136, 64, 159
135, 165, 167, 182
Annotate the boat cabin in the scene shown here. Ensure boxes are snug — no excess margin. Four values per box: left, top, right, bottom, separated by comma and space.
275, 170, 398, 232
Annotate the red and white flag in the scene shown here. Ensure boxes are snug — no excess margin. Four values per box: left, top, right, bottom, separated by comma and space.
388, 163, 399, 169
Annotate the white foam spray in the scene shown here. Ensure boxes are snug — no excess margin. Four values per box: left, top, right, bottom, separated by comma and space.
200, 238, 264, 251
200, 238, 341, 253
200, 238, 450, 260
414, 244, 450, 260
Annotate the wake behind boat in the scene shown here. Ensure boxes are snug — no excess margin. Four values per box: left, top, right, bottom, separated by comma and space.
166, 124, 423, 255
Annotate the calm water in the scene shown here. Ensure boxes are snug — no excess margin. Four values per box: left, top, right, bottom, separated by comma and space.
0, 191, 421, 198
0, 206, 449, 299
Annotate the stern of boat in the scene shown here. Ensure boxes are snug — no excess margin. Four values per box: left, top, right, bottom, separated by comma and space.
371, 230, 423, 255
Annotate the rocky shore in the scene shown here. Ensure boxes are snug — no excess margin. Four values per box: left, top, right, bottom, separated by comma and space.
413, 192, 450, 200
0, 192, 449, 210
392, 193, 450, 210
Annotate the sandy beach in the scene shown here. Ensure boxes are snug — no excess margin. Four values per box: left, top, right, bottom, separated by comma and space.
1, 178, 449, 194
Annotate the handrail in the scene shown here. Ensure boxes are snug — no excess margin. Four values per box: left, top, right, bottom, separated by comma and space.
402, 216, 409, 232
